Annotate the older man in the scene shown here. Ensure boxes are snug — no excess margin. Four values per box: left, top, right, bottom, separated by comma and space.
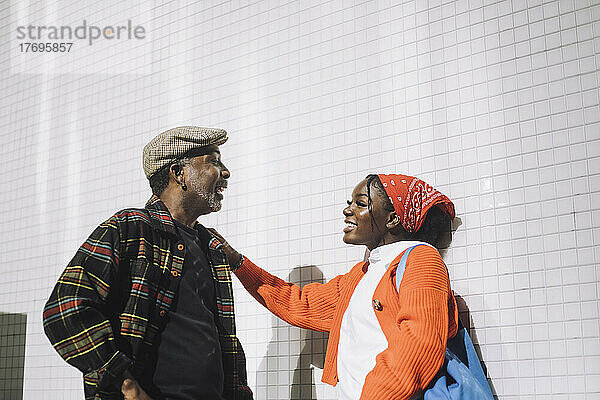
43, 127, 252, 400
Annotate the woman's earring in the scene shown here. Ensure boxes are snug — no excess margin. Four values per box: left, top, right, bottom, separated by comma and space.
181, 180, 187, 191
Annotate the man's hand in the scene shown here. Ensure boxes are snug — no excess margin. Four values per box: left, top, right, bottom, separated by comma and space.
207, 228, 243, 268
121, 372, 154, 400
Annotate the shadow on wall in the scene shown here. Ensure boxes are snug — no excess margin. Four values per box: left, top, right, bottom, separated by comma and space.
0, 312, 27, 400
454, 295, 498, 399
257, 265, 328, 400
450, 217, 497, 399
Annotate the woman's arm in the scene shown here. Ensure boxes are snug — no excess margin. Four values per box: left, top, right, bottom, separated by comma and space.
360, 245, 454, 399
234, 257, 346, 332
209, 228, 351, 332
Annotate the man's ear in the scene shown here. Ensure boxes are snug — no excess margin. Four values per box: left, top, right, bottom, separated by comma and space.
386, 212, 401, 230
170, 163, 185, 185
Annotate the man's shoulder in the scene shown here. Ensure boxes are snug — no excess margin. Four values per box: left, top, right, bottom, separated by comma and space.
102, 207, 154, 229
99, 197, 177, 240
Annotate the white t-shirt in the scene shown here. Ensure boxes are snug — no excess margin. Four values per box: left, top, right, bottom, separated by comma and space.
336, 241, 434, 399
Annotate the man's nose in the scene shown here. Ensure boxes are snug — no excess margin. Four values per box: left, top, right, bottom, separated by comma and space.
221, 165, 230, 179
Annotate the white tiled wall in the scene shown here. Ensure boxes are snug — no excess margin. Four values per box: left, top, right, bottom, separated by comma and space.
1, 0, 599, 399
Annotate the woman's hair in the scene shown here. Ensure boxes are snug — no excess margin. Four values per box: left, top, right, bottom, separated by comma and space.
365, 174, 452, 249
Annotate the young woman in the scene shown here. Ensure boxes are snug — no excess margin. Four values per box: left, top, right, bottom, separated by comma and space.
216, 174, 459, 399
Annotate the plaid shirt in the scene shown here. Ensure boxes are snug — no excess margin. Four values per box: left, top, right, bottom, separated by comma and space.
43, 195, 252, 400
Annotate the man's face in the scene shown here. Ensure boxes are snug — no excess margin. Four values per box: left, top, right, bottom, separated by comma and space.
182, 145, 230, 215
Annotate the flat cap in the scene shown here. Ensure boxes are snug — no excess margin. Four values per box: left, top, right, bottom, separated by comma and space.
143, 126, 228, 179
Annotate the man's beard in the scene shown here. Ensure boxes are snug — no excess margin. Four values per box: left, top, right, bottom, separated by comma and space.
186, 170, 222, 213
196, 190, 221, 212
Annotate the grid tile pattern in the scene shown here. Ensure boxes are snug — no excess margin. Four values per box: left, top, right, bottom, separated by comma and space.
1, 0, 599, 398
0, 313, 27, 400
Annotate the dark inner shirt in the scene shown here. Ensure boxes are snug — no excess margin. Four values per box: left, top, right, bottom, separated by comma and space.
151, 221, 224, 400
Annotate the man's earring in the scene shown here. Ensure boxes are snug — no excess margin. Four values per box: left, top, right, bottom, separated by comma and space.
181, 180, 187, 191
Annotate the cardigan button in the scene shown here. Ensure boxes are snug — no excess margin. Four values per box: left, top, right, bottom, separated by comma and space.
177, 243, 184, 251
159, 309, 167, 317
372, 299, 383, 311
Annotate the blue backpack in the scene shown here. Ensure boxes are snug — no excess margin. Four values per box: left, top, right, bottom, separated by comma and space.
395, 245, 494, 400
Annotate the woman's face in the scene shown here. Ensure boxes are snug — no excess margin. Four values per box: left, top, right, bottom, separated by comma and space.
342, 178, 395, 250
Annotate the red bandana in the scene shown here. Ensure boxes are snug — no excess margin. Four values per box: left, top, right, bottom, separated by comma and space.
377, 174, 455, 233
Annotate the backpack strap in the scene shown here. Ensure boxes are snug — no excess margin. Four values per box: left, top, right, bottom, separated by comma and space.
393, 244, 494, 398
395, 244, 473, 365
395, 244, 427, 293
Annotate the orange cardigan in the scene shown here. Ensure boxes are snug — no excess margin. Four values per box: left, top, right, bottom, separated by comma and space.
234, 245, 458, 399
